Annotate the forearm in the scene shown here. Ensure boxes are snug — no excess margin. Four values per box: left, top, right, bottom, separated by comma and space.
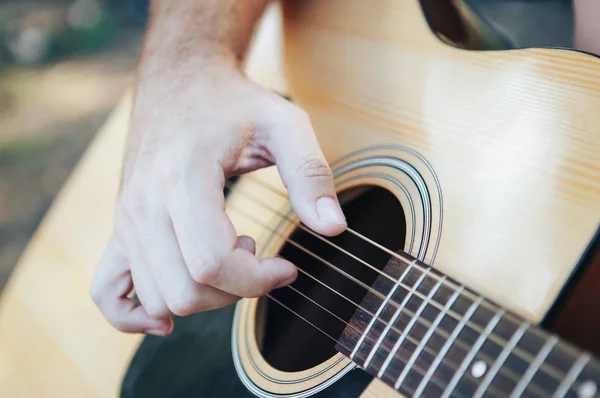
140, 0, 271, 77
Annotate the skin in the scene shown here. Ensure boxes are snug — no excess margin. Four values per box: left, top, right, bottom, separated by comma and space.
91, 0, 600, 337
90, 0, 347, 336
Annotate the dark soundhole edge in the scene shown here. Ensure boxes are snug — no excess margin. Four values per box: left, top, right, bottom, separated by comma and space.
256, 185, 407, 372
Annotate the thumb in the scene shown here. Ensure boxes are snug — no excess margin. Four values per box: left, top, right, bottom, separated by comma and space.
268, 109, 346, 237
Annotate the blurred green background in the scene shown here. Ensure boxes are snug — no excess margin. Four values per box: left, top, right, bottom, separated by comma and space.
0, 0, 149, 292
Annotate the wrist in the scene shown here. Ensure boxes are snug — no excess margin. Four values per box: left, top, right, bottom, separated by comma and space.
139, 38, 239, 79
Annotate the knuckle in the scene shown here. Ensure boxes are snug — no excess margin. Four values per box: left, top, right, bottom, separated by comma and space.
166, 298, 198, 317
297, 156, 333, 180
146, 305, 170, 320
120, 188, 150, 219
100, 308, 126, 331
189, 259, 221, 286
109, 317, 128, 332
141, 300, 171, 319
154, 159, 183, 190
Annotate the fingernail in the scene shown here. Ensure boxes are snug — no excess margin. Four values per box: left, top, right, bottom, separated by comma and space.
316, 197, 346, 225
146, 324, 172, 336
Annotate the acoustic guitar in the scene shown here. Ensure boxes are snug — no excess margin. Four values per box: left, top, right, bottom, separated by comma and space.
1, 0, 600, 397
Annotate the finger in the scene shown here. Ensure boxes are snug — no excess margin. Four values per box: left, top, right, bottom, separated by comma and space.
235, 235, 256, 254
133, 206, 239, 315
267, 108, 346, 237
115, 215, 172, 320
219, 249, 298, 297
90, 238, 173, 336
167, 167, 296, 297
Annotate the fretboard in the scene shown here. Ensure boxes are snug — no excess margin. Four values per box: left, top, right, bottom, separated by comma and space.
335, 253, 600, 398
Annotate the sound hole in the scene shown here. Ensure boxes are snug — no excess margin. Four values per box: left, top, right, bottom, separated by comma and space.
256, 185, 406, 372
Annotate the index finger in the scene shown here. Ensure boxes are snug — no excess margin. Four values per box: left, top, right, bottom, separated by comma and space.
166, 164, 297, 297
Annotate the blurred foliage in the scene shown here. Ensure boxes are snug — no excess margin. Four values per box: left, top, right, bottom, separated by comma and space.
0, 138, 44, 172
0, 0, 148, 68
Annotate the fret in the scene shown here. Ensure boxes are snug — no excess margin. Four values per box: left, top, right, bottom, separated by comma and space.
412, 296, 483, 394
486, 334, 551, 397
378, 274, 445, 377
525, 339, 579, 396
350, 259, 416, 360
491, 326, 554, 395
336, 246, 600, 398
363, 266, 430, 368
552, 354, 591, 398
441, 308, 506, 398
472, 321, 530, 398
409, 286, 464, 396
379, 334, 434, 392
510, 335, 559, 398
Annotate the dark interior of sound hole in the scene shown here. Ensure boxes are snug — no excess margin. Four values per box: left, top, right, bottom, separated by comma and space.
257, 186, 406, 372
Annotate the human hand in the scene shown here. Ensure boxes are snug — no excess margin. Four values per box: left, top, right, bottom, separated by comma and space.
90, 62, 346, 336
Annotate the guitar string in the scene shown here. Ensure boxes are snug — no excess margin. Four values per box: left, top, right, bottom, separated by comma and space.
282, 277, 510, 398
225, 180, 580, 384
242, 176, 581, 360
229, 204, 553, 398
225, 184, 571, 389
265, 291, 467, 398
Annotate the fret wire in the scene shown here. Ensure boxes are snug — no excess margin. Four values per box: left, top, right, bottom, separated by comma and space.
378, 274, 445, 378
274, 281, 467, 395
230, 203, 561, 392
414, 296, 483, 394
238, 178, 585, 363
441, 309, 507, 398
395, 283, 462, 390
510, 336, 559, 398
228, 197, 573, 390
229, 182, 600, 397
552, 354, 591, 398
364, 267, 431, 369
345, 223, 577, 381
472, 322, 530, 398
410, 286, 464, 396
295, 264, 449, 360
273, 285, 505, 398
292, 259, 507, 398
352, 259, 416, 361
231, 183, 580, 371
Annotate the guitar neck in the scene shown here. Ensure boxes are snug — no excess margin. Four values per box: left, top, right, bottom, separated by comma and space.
335, 253, 600, 397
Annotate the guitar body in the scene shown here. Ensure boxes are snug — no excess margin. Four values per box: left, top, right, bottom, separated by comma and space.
122, 1, 600, 397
